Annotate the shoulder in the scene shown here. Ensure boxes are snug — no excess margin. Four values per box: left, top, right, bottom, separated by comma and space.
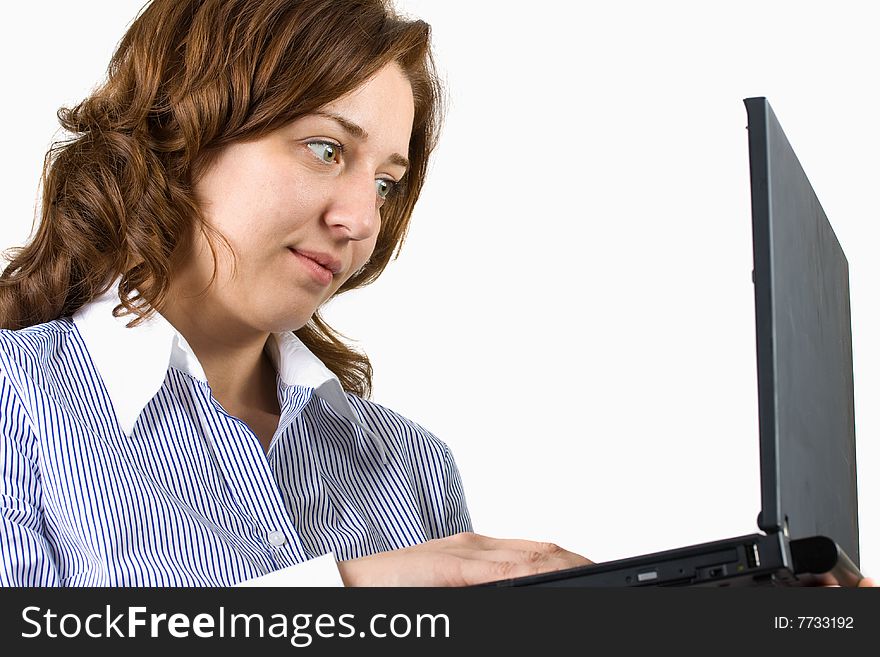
0, 317, 76, 359
346, 393, 454, 458
345, 393, 473, 531
0, 318, 78, 383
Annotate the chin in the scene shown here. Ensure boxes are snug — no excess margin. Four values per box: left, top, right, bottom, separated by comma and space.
254, 294, 321, 332
275, 309, 317, 333
261, 317, 311, 335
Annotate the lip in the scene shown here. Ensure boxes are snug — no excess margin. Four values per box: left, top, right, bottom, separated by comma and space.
289, 248, 343, 275
288, 248, 340, 287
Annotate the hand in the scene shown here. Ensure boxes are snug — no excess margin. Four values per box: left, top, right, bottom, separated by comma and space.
337, 531, 593, 586
816, 575, 876, 587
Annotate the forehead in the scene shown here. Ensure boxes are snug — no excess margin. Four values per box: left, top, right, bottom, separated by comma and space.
319, 63, 415, 149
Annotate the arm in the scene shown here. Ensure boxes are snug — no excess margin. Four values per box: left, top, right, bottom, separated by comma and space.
336, 441, 590, 586
0, 366, 60, 586
441, 444, 473, 535
336, 532, 592, 586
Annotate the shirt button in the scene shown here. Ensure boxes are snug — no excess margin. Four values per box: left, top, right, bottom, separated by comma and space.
267, 531, 287, 547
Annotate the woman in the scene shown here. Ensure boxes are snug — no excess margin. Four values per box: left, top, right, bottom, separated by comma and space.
0, 0, 590, 586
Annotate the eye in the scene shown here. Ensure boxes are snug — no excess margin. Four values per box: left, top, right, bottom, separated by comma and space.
306, 141, 342, 164
375, 178, 398, 201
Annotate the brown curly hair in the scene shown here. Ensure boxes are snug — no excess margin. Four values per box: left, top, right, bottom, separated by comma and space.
0, 0, 442, 398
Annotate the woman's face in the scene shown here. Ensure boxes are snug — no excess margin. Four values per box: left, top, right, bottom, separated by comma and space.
175, 62, 415, 334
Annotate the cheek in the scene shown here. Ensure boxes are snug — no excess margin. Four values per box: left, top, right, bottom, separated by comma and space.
206, 186, 311, 257
323, 236, 378, 300
199, 156, 311, 240
351, 231, 380, 276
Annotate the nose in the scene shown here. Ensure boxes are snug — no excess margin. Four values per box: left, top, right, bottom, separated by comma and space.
323, 174, 381, 241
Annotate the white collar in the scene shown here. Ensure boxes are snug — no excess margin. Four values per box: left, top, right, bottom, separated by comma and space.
71, 281, 386, 462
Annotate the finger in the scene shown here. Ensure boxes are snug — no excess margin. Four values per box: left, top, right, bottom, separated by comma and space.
455, 552, 595, 586
444, 532, 581, 557
456, 555, 580, 586
858, 577, 876, 587
456, 547, 593, 570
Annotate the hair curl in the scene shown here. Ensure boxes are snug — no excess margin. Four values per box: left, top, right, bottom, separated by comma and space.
0, 0, 443, 398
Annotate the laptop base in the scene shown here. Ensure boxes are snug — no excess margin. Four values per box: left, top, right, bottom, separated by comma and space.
486, 534, 861, 587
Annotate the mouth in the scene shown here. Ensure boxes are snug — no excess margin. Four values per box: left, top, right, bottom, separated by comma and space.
287, 248, 341, 287
288, 248, 343, 275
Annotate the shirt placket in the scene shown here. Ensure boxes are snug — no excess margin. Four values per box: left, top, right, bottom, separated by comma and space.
192, 381, 314, 572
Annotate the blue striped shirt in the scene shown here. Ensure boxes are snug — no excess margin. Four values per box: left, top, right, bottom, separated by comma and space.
0, 285, 471, 586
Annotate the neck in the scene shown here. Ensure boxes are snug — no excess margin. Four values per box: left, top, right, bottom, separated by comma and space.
157, 288, 280, 417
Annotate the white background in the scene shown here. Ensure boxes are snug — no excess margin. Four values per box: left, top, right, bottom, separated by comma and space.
2, 1, 877, 576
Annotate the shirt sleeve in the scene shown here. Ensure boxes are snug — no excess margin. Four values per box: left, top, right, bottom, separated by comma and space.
0, 364, 60, 586
443, 446, 474, 535
234, 552, 344, 587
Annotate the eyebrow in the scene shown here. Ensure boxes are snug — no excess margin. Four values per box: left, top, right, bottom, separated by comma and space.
314, 110, 410, 171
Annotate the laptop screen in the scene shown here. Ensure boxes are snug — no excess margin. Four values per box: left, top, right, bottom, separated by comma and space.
746, 97, 859, 567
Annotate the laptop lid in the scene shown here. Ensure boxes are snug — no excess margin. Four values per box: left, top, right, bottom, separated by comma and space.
746, 97, 859, 567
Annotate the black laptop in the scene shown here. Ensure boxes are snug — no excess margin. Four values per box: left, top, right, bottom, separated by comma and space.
488, 97, 863, 587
